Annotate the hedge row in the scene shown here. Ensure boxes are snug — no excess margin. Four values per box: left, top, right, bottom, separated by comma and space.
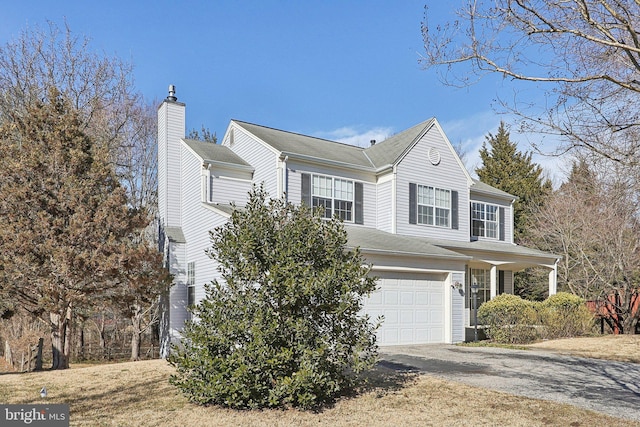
477, 292, 595, 344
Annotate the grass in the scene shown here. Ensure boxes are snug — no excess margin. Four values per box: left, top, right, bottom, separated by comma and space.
0, 336, 638, 426
527, 334, 640, 363
458, 341, 529, 350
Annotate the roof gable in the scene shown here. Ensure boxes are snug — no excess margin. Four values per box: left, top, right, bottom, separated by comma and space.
364, 118, 435, 168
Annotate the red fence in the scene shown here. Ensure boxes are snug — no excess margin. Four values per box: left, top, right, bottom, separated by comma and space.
587, 290, 640, 334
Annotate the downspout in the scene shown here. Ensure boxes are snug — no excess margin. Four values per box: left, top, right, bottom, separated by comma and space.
283, 155, 288, 201
510, 197, 516, 243
391, 165, 397, 233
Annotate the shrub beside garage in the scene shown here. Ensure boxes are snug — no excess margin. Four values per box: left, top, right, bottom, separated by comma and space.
478, 292, 595, 344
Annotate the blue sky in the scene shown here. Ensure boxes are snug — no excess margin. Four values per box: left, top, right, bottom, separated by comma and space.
1, 1, 564, 180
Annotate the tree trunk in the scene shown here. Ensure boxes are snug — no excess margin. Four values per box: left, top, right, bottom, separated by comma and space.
130, 312, 142, 361
76, 323, 85, 361
50, 311, 69, 370
97, 313, 106, 358
4, 340, 13, 368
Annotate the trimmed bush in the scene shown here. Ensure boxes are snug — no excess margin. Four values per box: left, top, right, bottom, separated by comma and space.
478, 294, 538, 344
168, 187, 379, 410
537, 292, 594, 339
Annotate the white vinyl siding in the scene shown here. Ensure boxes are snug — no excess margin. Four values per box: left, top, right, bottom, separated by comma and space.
166, 241, 188, 340
180, 145, 228, 305
209, 175, 253, 206
225, 125, 278, 196
158, 101, 185, 227
395, 126, 469, 240
362, 182, 376, 227
450, 272, 465, 343
502, 270, 514, 294
376, 179, 392, 232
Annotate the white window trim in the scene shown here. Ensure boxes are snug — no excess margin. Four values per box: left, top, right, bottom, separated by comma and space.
472, 202, 499, 239
417, 184, 451, 228
311, 173, 355, 222
201, 167, 212, 203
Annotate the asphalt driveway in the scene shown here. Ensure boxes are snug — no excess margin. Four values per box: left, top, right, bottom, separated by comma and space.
379, 344, 640, 423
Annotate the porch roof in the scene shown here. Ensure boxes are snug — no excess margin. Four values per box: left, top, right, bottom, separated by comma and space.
345, 226, 470, 260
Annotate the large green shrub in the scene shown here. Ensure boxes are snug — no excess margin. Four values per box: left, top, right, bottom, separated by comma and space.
477, 294, 538, 344
168, 186, 379, 410
537, 292, 594, 339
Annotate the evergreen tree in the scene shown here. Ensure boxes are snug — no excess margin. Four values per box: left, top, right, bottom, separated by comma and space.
476, 122, 552, 300
0, 88, 157, 369
476, 122, 552, 243
169, 186, 379, 409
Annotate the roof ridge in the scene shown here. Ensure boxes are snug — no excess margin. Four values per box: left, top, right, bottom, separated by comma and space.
232, 119, 367, 151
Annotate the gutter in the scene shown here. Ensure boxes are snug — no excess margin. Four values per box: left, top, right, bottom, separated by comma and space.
351, 246, 471, 261
202, 159, 255, 173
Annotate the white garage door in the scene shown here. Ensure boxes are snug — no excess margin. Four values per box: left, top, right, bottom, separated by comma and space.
363, 274, 446, 345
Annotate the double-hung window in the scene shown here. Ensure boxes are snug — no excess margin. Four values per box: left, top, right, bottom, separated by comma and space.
187, 262, 196, 310
472, 202, 498, 238
417, 185, 450, 227
312, 175, 354, 221
201, 168, 213, 203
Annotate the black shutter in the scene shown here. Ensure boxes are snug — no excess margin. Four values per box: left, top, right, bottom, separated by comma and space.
354, 182, 363, 224
301, 173, 311, 206
409, 183, 417, 224
499, 207, 505, 241
451, 190, 458, 230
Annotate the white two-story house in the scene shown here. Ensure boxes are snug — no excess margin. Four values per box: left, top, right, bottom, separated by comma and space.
157, 87, 559, 356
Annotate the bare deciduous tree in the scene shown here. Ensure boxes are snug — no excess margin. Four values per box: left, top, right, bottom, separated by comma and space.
421, 1, 640, 170
0, 21, 137, 151
0, 22, 167, 363
528, 158, 640, 333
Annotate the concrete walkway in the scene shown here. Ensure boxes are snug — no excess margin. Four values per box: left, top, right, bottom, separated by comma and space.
379, 344, 640, 423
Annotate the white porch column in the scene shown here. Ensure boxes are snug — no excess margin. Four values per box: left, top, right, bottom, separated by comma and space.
548, 261, 558, 296
490, 265, 497, 299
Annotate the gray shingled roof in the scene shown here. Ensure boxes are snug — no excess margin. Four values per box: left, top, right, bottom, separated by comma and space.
232, 119, 513, 199
345, 226, 470, 259
234, 121, 373, 168
164, 227, 186, 244
234, 119, 438, 171
204, 202, 237, 216
470, 179, 516, 200
426, 237, 559, 260
183, 138, 252, 168
363, 118, 435, 168
345, 226, 558, 261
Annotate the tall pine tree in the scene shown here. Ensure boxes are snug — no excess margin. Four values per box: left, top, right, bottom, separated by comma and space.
476, 122, 552, 300
0, 88, 161, 369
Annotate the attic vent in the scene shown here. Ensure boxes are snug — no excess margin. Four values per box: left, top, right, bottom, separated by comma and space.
428, 147, 441, 166
370, 139, 376, 146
